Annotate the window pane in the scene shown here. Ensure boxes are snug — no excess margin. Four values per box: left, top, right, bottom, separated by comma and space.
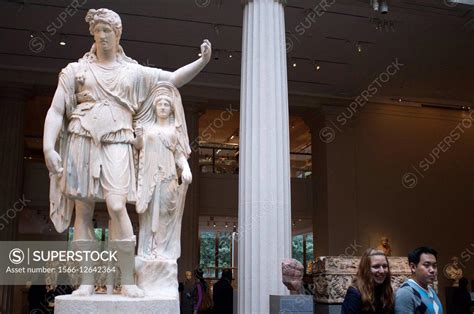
200, 231, 216, 278
94, 228, 103, 241
305, 234, 314, 273
292, 235, 304, 265
217, 232, 232, 278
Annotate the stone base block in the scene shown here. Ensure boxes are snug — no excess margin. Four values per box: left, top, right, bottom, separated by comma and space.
135, 256, 178, 299
55, 294, 179, 314
269, 295, 314, 313
315, 303, 341, 314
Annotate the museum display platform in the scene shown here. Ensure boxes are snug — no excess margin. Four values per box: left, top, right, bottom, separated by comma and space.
55, 294, 179, 314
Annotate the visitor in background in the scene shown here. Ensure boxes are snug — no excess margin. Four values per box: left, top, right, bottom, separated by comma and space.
342, 248, 394, 313
395, 246, 442, 314
180, 270, 194, 314
27, 284, 48, 313
452, 277, 471, 314
193, 268, 212, 314
213, 268, 233, 314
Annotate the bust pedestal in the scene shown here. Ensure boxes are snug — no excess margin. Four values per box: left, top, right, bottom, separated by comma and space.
55, 294, 179, 314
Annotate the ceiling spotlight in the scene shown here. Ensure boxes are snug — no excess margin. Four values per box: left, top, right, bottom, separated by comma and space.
356, 42, 362, 53
380, 1, 388, 14
228, 51, 233, 58
398, 98, 402, 102
225, 222, 228, 228
198, 52, 202, 57
59, 36, 66, 46
292, 62, 297, 67
213, 222, 217, 228
315, 64, 320, 70
371, 0, 379, 11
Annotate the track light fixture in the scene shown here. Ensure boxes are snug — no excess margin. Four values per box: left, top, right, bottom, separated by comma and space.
371, 0, 388, 14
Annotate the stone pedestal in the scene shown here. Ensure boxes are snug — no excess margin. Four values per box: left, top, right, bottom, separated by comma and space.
55, 295, 179, 314
269, 295, 314, 314
135, 256, 178, 299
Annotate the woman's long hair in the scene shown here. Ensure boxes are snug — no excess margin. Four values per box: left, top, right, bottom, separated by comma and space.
353, 248, 394, 313
194, 268, 208, 292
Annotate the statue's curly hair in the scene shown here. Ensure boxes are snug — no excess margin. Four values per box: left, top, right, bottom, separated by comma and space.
85, 8, 122, 39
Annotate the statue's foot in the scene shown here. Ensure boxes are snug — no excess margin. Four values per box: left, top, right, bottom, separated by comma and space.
72, 284, 94, 296
122, 284, 145, 298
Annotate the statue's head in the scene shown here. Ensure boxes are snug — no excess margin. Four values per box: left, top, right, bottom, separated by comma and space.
85, 8, 122, 42
380, 236, 389, 246
153, 85, 174, 119
185, 271, 192, 281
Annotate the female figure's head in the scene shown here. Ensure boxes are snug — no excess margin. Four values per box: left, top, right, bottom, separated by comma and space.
354, 248, 393, 312
153, 91, 174, 121
85, 9, 122, 52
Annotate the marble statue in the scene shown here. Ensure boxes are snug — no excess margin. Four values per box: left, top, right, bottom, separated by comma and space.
134, 82, 192, 298
43, 8, 211, 299
444, 256, 463, 287
376, 236, 392, 256
281, 258, 304, 292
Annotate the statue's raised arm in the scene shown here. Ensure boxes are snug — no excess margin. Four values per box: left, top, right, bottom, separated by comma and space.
160, 39, 212, 88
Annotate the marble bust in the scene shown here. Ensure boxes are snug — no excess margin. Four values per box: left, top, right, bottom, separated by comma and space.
376, 236, 392, 256
43, 8, 210, 298
444, 256, 463, 287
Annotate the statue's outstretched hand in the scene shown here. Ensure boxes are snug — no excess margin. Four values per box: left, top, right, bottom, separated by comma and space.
45, 150, 63, 176
200, 39, 212, 63
181, 168, 192, 185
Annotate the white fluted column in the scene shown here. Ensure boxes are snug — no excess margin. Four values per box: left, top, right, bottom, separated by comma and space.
238, 1, 291, 313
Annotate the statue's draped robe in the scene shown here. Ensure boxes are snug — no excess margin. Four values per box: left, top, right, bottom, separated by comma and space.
49, 46, 163, 233
135, 83, 191, 261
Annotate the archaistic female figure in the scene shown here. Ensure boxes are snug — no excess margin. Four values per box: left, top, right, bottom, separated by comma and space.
134, 82, 192, 299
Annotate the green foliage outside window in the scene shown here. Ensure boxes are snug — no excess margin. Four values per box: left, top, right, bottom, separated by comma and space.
292, 233, 314, 273
199, 231, 233, 278
217, 232, 232, 278
292, 235, 304, 264
199, 232, 216, 277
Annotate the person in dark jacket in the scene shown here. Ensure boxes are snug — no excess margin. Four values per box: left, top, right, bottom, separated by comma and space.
452, 277, 471, 314
342, 248, 394, 313
213, 268, 233, 314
